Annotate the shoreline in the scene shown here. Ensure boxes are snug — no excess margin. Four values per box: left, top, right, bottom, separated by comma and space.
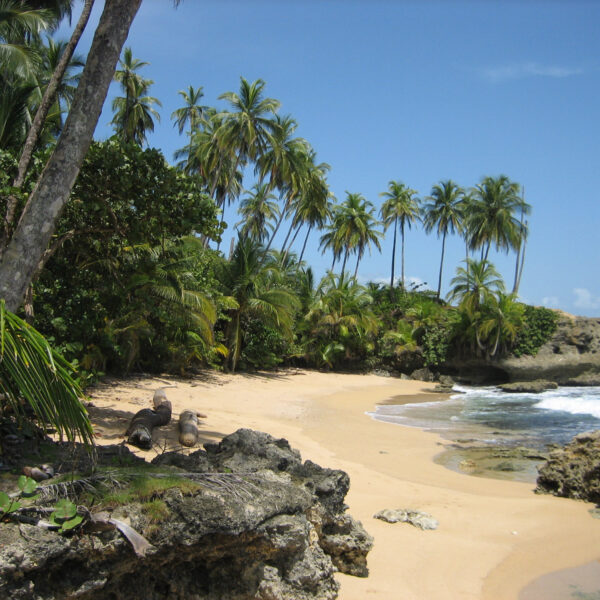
88, 369, 600, 600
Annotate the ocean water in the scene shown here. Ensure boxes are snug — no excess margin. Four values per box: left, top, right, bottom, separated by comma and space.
370, 385, 600, 449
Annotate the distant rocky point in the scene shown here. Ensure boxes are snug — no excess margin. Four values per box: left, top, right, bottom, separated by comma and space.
446, 314, 600, 385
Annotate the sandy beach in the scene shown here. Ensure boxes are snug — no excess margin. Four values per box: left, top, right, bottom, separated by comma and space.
88, 369, 600, 600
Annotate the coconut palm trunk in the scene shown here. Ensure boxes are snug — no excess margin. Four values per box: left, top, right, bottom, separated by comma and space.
437, 229, 447, 298
400, 221, 406, 290
0, 0, 143, 312
390, 218, 397, 288
13, 0, 95, 190
3, 0, 95, 248
299, 224, 312, 262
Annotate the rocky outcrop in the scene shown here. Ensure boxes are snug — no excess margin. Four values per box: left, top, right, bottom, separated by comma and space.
447, 315, 600, 385
536, 430, 600, 503
498, 380, 558, 393
0, 430, 372, 599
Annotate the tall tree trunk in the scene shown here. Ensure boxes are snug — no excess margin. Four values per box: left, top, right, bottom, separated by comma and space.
354, 250, 363, 278
512, 199, 526, 293
437, 229, 447, 299
400, 220, 405, 290
0, 0, 143, 312
264, 193, 293, 255
299, 224, 312, 262
390, 218, 397, 288
281, 222, 302, 263
280, 219, 296, 254
14, 0, 95, 189
3, 0, 95, 249
341, 248, 349, 276
515, 223, 528, 294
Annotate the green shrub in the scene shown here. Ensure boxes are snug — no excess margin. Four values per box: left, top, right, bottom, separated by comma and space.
512, 305, 558, 357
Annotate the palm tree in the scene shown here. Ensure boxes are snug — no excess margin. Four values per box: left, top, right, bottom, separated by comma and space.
303, 271, 379, 368
293, 157, 333, 262
332, 192, 381, 276
319, 204, 345, 271
477, 292, 524, 357
171, 84, 206, 135
447, 258, 505, 313
379, 181, 420, 289
422, 180, 464, 298
218, 76, 280, 185
0, 0, 51, 80
13, 0, 92, 188
236, 183, 280, 243
257, 114, 310, 253
0, 0, 145, 313
110, 47, 161, 145
171, 84, 207, 164
467, 175, 530, 261
219, 235, 299, 372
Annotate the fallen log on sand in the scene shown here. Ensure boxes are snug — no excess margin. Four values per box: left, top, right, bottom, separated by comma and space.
126, 394, 172, 450
178, 410, 199, 447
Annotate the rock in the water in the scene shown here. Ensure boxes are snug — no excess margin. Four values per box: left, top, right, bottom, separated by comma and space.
373, 508, 439, 530
0, 429, 372, 600
498, 380, 558, 393
536, 430, 600, 503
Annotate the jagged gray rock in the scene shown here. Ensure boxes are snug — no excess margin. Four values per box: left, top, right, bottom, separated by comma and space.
0, 429, 372, 600
536, 430, 600, 504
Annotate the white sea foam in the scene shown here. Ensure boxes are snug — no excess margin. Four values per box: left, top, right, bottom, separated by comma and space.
535, 387, 600, 419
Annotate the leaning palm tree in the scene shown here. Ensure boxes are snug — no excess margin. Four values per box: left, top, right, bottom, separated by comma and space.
292, 156, 333, 262
257, 114, 310, 253
422, 179, 464, 298
379, 181, 420, 289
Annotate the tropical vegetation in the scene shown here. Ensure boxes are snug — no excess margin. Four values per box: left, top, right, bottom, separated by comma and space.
0, 2, 557, 452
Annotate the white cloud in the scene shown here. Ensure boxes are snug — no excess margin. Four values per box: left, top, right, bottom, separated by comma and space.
573, 288, 600, 310
481, 62, 584, 84
542, 296, 560, 308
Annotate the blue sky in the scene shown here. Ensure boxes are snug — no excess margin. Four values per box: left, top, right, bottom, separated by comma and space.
62, 1, 600, 316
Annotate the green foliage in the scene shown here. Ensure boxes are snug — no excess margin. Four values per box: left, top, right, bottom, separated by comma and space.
238, 318, 289, 370
18, 474, 37, 496
422, 317, 458, 366
0, 491, 20, 515
512, 305, 558, 357
0, 301, 93, 446
302, 273, 379, 369
49, 499, 82, 532
33, 139, 223, 376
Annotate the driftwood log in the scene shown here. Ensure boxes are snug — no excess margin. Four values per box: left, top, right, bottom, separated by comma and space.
126, 396, 172, 450
178, 410, 199, 447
